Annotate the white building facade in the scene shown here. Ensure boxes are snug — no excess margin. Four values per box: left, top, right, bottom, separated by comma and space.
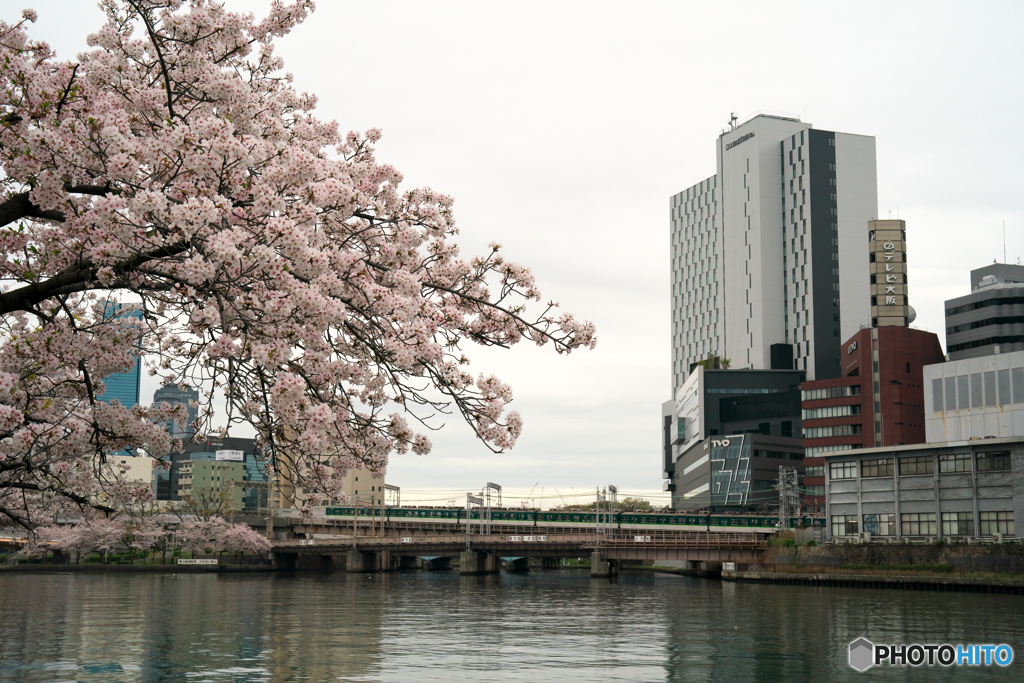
924, 349, 1024, 441
670, 113, 878, 394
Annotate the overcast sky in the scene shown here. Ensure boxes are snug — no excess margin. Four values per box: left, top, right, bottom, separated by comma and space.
21, 1, 1024, 507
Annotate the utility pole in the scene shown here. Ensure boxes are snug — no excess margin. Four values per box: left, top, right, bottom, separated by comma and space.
466, 493, 483, 549
776, 466, 799, 531
483, 482, 501, 534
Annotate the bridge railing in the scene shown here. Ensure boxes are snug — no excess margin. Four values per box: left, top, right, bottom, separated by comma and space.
273, 530, 766, 549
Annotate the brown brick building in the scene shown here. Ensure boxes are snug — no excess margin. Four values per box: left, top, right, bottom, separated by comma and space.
799, 326, 944, 508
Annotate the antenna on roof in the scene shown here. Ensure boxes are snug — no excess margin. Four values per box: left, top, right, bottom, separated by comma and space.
728, 112, 738, 131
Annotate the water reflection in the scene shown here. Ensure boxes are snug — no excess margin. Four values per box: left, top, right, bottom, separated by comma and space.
0, 571, 1020, 682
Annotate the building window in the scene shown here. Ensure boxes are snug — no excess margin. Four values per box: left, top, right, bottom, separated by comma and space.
1013, 367, 1024, 403
801, 385, 860, 401
976, 451, 1010, 472
901, 513, 937, 536
938, 453, 971, 473
802, 404, 861, 420
979, 512, 1015, 536
899, 455, 934, 476
863, 514, 896, 536
998, 369, 1011, 406
944, 377, 956, 412
861, 458, 894, 478
805, 485, 825, 496
831, 515, 858, 537
804, 465, 825, 478
805, 444, 856, 457
956, 375, 969, 410
984, 371, 997, 407
970, 373, 983, 408
804, 424, 863, 438
829, 461, 857, 480
941, 512, 975, 536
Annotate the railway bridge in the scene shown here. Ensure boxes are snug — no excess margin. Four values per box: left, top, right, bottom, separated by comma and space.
270, 525, 766, 577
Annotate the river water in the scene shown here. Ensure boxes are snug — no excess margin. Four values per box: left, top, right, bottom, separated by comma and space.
0, 570, 1020, 682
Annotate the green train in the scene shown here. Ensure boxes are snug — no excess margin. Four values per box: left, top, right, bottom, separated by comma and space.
322, 506, 824, 533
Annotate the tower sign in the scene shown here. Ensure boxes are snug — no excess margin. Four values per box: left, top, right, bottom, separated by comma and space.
869, 219, 909, 327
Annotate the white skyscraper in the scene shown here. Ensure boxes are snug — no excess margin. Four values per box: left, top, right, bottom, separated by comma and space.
670, 112, 878, 393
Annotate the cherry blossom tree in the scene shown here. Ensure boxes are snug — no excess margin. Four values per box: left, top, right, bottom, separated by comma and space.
32, 513, 265, 563
176, 516, 266, 556
218, 519, 271, 554
0, 1, 595, 528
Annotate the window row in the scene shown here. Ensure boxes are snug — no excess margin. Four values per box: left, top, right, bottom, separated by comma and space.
947, 335, 1024, 355
946, 295, 1024, 315
829, 452, 1011, 480
802, 404, 861, 420
931, 368, 1024, 412
805, 444, 856, 458
831, 512, 1014, 538
802, 385, 861, 401
804, 424, 862, 439
947, 315, 1024, 335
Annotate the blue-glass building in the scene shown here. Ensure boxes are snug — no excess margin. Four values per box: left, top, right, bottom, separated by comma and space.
153, 384, 199, 441
99, 303, 143, 457
99, 303, 143, 408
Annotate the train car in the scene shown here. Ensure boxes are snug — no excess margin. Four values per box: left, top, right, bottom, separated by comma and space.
321, 506, 824, 532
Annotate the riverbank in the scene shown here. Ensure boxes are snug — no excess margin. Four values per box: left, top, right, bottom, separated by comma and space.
0, 564, 275, 574
723, 569, 1024, 594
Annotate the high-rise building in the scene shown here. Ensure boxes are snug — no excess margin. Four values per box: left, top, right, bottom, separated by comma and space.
670, 113, 878, 393
99, 302, 142, 408
153, 384, 199, 441
868, 219, 912, 327
944, 263, 1024, 360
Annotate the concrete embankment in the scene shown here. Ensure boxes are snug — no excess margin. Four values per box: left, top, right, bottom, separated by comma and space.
722, 570, 1024, 594
719, 543, 1024, 593
0, 564, 275, 574
762, 542, 1024, 570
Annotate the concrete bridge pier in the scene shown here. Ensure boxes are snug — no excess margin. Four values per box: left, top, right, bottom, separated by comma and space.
399, 555, 419, 570
346, 549, 398, 572
504, 557, 530, 573
272, 552, 297, 570
459, 550, 499, 575
590, 551, 618, 578
421, 556, 453, 571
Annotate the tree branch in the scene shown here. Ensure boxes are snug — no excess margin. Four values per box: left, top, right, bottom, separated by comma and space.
0, 191, 65, 227
132, 1, 178, 121
0, 239, 190, 316
3, 481, 116, 514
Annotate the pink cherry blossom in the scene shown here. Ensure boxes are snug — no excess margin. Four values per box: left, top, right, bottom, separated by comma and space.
0, 0, 595, 529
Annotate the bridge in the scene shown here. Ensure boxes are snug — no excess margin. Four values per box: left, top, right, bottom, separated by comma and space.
269, 519, 767, 577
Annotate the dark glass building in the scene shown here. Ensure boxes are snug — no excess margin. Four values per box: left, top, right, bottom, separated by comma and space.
663, 368, 806, 511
